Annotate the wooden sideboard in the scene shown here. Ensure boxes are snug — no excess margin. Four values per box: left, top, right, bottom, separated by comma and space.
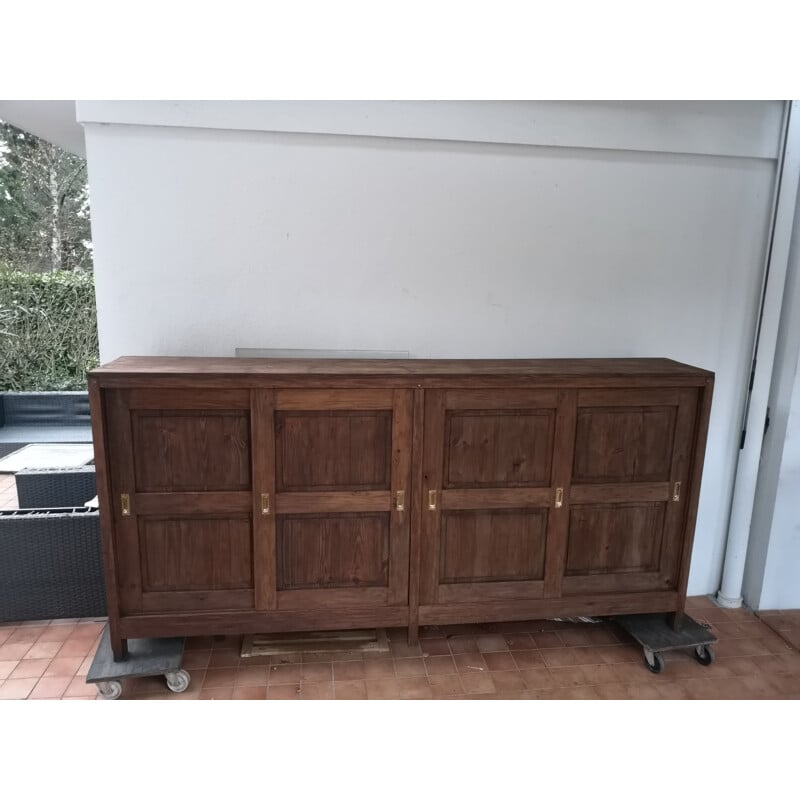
88, 357, 714, 660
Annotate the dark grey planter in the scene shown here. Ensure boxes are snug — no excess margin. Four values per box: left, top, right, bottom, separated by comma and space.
15, 466, 97, 509
0, 507, 107, 623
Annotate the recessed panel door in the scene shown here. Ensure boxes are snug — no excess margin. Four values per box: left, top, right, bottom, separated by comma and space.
106, 389, 256, 614
272, 389, 413, 611
562, 388, 699, 595
420, 389, 576, 605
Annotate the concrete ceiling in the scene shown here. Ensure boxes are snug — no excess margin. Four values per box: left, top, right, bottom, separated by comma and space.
0, 100, 85, 156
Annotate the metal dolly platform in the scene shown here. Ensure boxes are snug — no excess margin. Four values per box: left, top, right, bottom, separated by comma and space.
86, 626, 190, 699
614, 613, 717, 674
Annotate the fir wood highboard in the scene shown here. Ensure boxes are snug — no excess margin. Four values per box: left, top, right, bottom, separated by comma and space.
88, 357, 714, 660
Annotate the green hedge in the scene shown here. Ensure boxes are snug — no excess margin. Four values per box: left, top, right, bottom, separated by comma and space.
0, 268, 99, 390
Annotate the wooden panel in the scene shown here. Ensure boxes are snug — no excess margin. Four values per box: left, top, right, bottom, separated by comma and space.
132, 411, 251, 492
436, 581, 544, 603
275, 411, 392, 491
562, 572, 670, 596
408, 388, 425, 641
439, 509, 547, 584
542, 389, 578, 598
388, 389, 413, 606
420, 390, 446, 605
570, 483, 670, 504
444, 410, 555, 488
276, 513, 390, 590
675, 382, 712, 610
135, 492, 251, 515
251, 389, 277, 610
127, 388, 250, 410
418, 591, 680, 626
119, 605, 411, 638
139, 516, 254, 592
440, 487, 551, 510
444, 389, 559, 409
275, 491, 390, 514
573, 406, 677, 484
577, 388, 684, 407
276, 389, 393, 410
93, 355, 714, 380
106, 390, 144, 614
277, 587, 390, 610
88, 381, 124, 654
141, 590, 254, 613
565, 503, 666, 576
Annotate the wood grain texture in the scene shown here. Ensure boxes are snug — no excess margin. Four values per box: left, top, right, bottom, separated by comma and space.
251, 389, 277, 610
134, 492, 251, 515
388, 390, 413, 605
418, 591, 680, 626
119, 606, 410, 638
444, 410, 554, 488
275, 411, 392, 491
276, 388, 393, 410
275, 491, 391, 514
276, 513, 390, 590
127, 388, 250, 409
92, 356, 713, 379
277, 586, 390, 611
572, 406, 676, 484
565, 503, 666, 576
440, 487, 551, 511
132, 410, 250, 492
407, 388, 425, 644
88, 378, 125, 658
675, 380, 714, 611
105, 389, 144, 615
140, 516, 253, 592
439, 509, 547, 583
542, 390, 578, 598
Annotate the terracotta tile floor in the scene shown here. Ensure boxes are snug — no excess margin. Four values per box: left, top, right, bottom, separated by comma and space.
1, 596, 799, 700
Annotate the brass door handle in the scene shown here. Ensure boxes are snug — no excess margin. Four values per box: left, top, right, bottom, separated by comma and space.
120, 493, 130, 516
554, 487, 564, 509
261, 493, 271, 515
395, 490, 405, 511
428, 489, 437, 511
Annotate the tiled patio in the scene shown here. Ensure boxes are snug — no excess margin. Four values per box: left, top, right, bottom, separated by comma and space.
2, 472, 798, 700
0, 597, 798, 700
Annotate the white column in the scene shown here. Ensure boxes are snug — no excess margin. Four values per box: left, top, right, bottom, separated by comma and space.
718, 101, 800, 607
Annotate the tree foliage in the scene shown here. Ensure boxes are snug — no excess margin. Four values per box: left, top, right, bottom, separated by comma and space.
0, 121, 92, 272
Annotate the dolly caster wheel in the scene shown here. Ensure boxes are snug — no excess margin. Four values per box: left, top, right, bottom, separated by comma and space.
694, 644, 715, 666
165, 669, 191, 693
644, 650, 665, 674
97, 680, 123, 700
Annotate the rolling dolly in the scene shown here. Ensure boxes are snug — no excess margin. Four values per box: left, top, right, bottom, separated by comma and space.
614, 613, 717, 674
86, 625, 190, 699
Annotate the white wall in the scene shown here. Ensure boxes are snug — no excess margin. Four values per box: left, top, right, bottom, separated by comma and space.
79, 101, 784, 596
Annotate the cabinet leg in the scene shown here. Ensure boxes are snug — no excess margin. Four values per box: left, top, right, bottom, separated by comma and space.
111, 633, 128, 662
407, 622, 419, 647
669, 611, 685, 631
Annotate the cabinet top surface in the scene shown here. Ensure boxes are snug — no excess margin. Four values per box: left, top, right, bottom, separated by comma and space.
91, 356, 713, 379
